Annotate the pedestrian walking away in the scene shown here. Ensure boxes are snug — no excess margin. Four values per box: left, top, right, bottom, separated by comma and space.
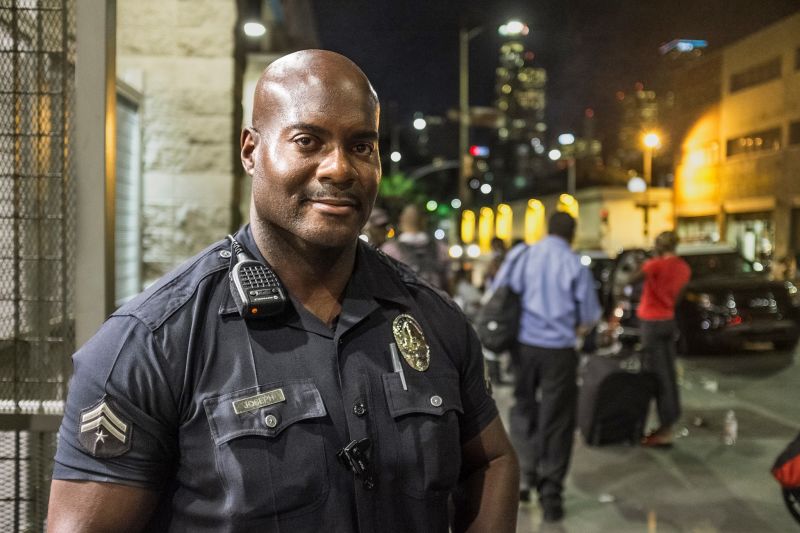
491, 211, 601, 523
46, 49, 519, 533
381, 204, 452, 293
632, 230, 691, 448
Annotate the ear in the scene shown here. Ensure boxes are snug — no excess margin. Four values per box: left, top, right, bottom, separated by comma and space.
240, 127, 258, 175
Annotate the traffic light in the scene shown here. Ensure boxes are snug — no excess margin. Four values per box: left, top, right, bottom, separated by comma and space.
469, 145, 490, 157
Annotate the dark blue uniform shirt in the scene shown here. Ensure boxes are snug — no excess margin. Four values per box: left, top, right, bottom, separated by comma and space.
53, 226, 497, 532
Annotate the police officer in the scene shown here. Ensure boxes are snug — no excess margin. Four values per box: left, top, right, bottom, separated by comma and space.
47, 50, 519, 532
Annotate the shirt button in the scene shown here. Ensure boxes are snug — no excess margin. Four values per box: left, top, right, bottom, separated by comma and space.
219, 250, 232, 259
353, 401, 367, 417
264, 414, 279, 428
430, 395, 443, 407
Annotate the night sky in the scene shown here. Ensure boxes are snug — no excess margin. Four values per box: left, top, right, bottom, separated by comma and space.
311, 0, 800, 145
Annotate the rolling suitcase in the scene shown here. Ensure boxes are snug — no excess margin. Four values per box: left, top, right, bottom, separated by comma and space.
578, 350, 657, 446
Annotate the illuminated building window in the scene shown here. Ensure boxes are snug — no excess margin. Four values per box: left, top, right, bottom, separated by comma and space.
461, 210, 476, 244
726, 127, 781, 158
478, 207, 495, 252
729, 57, 781, 93
495, 204, 513, 246
790, 121, 800, 146
524, 200, 545, 244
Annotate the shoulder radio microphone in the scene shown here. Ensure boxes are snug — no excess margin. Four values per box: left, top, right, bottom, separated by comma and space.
227, 235, 287, 319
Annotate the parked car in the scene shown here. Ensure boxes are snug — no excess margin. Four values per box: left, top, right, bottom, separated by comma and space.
578, 249, 614, 304
607, 245, 800, 354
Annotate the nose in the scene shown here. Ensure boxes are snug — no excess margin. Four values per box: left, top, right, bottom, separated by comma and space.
317, 146, 355, 185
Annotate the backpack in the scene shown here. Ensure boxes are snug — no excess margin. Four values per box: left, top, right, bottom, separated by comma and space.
474, 244, 527, 353
474, 285, 521, 353
397, 240, 447, 290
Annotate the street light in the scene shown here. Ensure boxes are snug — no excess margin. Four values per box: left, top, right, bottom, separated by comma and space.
643, 132, 660, 184
458, 18, 527, 213
641, 131, 660, 241
558, 133, 576, 196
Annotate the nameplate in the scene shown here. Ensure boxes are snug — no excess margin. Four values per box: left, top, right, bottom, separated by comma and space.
232, 388, 286, 415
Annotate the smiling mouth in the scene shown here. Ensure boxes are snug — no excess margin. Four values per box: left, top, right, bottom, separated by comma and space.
307, 197, 360, 215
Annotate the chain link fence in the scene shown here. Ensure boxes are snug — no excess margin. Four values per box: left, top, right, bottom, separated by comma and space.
0, 0, 76, 530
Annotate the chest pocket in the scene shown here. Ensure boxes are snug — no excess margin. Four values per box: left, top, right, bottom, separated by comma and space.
204, 379, 329, 518
381, 371, 464, 498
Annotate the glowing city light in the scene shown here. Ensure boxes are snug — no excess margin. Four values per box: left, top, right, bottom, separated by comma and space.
628, 176, 647, 192
466, 244, 482, 258
499, 20, 529, 37
643, 132, 661, 148
558, 133, 575, 145
243, 22, 267, 37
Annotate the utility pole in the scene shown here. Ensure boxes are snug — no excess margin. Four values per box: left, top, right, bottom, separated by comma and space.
458, 27, 472, 211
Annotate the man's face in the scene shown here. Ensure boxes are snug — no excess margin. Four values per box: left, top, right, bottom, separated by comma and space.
243, 75, 381, 249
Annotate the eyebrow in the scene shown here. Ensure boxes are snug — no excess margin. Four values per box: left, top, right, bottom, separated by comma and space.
287, 123, 379, 141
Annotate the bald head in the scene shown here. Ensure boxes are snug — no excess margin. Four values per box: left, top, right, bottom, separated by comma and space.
241, 49, 382, 255
252, 50, 378, 129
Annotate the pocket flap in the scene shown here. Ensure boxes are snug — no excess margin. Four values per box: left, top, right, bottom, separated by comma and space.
382, 373, 463, 418
204, 379, 326, 445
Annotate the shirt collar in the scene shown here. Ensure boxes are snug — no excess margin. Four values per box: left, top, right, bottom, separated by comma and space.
543, 234, 572, 249
219, 226, 413, 335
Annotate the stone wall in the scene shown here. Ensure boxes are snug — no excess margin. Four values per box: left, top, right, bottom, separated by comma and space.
117, 0, 236, 283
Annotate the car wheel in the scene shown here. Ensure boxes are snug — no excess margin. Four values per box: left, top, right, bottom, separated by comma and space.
774, 340, 798, 352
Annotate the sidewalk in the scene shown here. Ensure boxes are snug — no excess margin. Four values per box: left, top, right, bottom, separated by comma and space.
495, 347, 800, 532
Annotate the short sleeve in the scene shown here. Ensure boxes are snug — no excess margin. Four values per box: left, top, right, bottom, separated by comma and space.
457, 320, 499, 443
52, 316, 179, 489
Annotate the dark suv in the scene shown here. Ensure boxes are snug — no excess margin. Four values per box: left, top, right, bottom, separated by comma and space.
607, 246, 800, 354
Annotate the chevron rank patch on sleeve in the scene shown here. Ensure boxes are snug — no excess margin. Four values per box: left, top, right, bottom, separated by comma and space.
78, 398, 133, 458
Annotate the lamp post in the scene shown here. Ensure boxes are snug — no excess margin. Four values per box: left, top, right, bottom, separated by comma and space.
641, 131, 660, 241
458, 19, 527, 212
557, 133, 576, 196
458, 26, 481, 211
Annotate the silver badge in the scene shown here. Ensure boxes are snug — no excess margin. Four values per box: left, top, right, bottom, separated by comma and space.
78, 399, 132, 458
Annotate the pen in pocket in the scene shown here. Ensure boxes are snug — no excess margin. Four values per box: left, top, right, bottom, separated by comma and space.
389, 342, 408, 391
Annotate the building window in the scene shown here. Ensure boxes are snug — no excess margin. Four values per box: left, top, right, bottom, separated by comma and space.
791, 121, 800, 146
729, 56, 782, 93
796, 47, 800, 70
726, 127, 782, 158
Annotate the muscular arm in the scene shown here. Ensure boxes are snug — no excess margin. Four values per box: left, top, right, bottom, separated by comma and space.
452, 416, 519, 533
47, 480, 159, 533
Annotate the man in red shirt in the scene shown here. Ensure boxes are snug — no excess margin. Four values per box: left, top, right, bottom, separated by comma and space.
634, 231, 691, 447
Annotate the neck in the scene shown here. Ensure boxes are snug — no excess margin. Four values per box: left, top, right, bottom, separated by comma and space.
251, 222, 357, 326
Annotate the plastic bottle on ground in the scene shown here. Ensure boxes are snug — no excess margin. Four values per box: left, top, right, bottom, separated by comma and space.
723, 409, 738, 445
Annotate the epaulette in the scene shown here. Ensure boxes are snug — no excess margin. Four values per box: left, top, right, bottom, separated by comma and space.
371, 245, 460, 312
112, 238, 232, 331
